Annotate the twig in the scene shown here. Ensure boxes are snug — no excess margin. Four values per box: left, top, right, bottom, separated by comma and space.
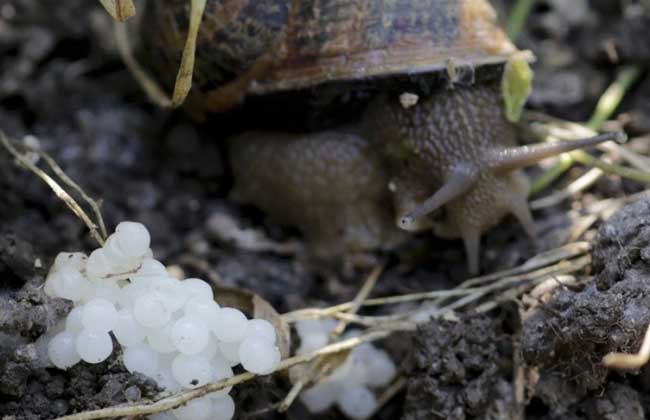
602, 323, 650, 370
0, 131, 106, 246
53, 329, 401, 420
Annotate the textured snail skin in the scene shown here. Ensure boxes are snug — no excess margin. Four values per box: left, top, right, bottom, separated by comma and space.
228, 83, 534, 273
229, 130, 408, 258
365, 83, 535, 274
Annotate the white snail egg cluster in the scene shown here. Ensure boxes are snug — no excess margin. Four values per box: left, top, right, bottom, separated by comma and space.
44, 222, 281, 420
295, 320, 397, 420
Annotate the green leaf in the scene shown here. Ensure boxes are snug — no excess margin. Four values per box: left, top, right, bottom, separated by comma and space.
501, 53, 534, 123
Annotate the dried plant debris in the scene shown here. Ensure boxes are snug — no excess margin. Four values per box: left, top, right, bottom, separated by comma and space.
522, 196, 650, 416
403, 314, 513, 420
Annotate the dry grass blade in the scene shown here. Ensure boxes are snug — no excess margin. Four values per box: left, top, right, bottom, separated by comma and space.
52, 329, 399, 420
98, 0, 136, 21
172, 0, 207, 107
35, 150, 108, 239
0, 131, 106, 246
114, 23, 173, 108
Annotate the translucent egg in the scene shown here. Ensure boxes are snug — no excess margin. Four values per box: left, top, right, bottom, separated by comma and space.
136, 258, 168, 277
171, 354, 212, 389
199, 335, 218, 359
117, 282, 148, 309
53, 252, 87, 272
364, 349, 396, 387
212, 308, 247, 343
43, 273, 57, 297
297, 332, 328, 355
245, 319, 276, 344
147, 323, 176, 353
76, 329, 113, 363
103, 235, 135, 268
210, 357, 234, 395
48, 331, 81, 369
295, 319, 325, 337
134, 293, 171, 328
181, 278, 213, 300
337, 386, 377, 419
238, 336, 281, 374
86, 248, 111, 280
218, 341, 240, 366
172, 395, 211, 420
115, 221, 151, 258
81, 298, 118, 332
183, 296, 219, 326
54, 266, 91, 302
83, 281, 121, 305
113, 308, 147, 347
148, 412, 176, 420
300, 380, 339, 413
171, 316, 209, 355
152, 277, 187, 312
153, 368, 181, 392
65, 307, 84, 333
123, 343, 160, 377
211, 395, 235, 420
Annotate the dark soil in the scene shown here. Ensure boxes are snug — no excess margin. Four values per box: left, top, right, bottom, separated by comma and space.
0, 1, 649, 419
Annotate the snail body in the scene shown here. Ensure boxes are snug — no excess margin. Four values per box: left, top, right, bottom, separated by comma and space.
143, 0, 621, 273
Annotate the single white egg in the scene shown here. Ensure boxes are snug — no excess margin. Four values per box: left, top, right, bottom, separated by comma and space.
135, 258, 168, 277
115, 221, 151, 258
199, 335, 218, 359
364, 348, 397, 387
65, 306, 84, 333
147, 323, 177, 353
148, 412, 176, 420
297, 332, 328, 355
152, 367, 182, 392
300, 380, 339, 413
113, 308, 147, 347
212, 308, 247, 343
218, 341, 241, 366
86, 248, 111, 280
171, 354, 212, 389
245, 319, 276, 344
171, 316, 209, 355
81, 298, 118, 332
82, 281, 121, 305
336, 386, 377, 420
133, 293, 171, 329
48, 331, 81, 369
210, 356, 234, 395
76, 329, 113, 363
172, 395, 211, 420
183, 296, 220, 326
53, 252, 87, 272
103, 235, 138, 271
55, 266, 91, 302
211, 395, 235, 420
123, 343, 160, 378
181, 278, 213, 300
238, 336, 281, 375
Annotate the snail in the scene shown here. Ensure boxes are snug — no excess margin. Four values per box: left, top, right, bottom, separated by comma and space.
141, 0, 624, 274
